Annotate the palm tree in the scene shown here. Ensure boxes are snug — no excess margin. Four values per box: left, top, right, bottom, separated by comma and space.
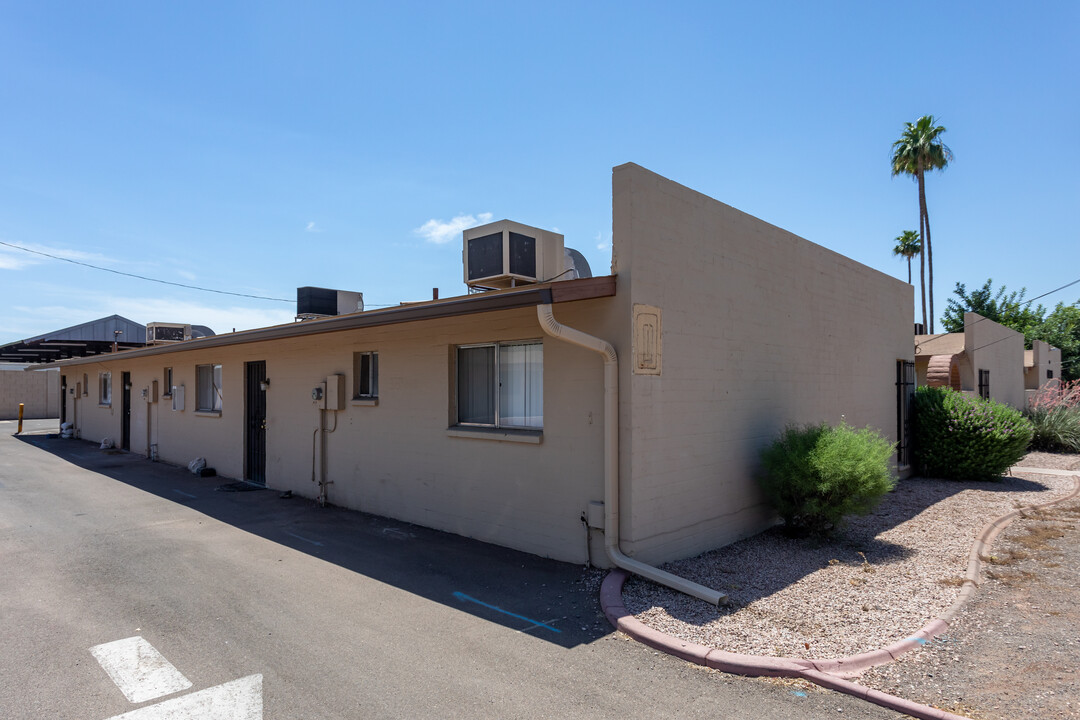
891, 116, 953, 332
892, 230, 922, 285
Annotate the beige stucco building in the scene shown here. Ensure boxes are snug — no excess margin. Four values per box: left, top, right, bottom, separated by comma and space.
1024, 340, 1062, 403
914, 312, 1045, 409
40, 164, 915, 567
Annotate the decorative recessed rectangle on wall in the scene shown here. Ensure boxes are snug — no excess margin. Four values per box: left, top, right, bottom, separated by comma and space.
633, 304, 662, 375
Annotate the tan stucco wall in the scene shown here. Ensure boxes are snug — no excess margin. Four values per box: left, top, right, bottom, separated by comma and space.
1, 366, 59, 419
1025, 340, 1061, 391
963, 312, 1025, 408
610, 163, 915, 564
61, 302, 614, 564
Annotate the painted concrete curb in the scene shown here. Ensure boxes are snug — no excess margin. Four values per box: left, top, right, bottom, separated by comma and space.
601, 471, 1080, 720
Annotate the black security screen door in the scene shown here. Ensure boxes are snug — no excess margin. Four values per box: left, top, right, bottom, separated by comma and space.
121, 371, 131, 451
245, 361, 267, 485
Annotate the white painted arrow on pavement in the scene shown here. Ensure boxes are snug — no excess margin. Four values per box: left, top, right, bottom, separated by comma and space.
90, 637, 193, 703
104, 674, 263, 720
91, 636, 263, 720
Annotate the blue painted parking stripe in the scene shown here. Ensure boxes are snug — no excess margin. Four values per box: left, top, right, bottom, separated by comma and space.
452, 591, 561, 633
285, 531, 323, 547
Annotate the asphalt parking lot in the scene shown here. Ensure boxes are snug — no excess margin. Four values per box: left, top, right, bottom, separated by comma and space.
0, 419, 895, 719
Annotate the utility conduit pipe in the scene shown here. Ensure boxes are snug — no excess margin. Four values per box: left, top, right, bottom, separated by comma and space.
537, 304, 726, 606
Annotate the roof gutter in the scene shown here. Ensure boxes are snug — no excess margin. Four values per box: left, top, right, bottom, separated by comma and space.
536, 304, 726, 606
32, 277, 617, 370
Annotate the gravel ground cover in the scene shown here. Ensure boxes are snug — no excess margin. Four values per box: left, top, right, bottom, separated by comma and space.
620, 453, 1080, 662
861, 498, 1080, 719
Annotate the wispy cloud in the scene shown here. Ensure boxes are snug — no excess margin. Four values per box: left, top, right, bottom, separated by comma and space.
595, 231, 610, 251
415, 212, 493, 245
305, 221, 321, 233
0, 239, 122, 272
2, 294, 296, 342
0, 252, 35, 270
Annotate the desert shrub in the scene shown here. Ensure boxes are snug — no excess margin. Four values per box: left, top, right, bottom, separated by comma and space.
1025, 407, 1080, 452
912, 386, 1033, 480
1025, 379, 1080, 452
758, 422, 896, 537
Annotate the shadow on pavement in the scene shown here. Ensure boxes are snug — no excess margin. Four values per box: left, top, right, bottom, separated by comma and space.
13, 429, 609, 649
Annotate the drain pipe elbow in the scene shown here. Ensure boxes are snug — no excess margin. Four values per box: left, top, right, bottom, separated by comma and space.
537, 304, 725, 607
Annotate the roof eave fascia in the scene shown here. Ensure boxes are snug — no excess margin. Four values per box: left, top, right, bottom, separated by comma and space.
33, 275, 616, 370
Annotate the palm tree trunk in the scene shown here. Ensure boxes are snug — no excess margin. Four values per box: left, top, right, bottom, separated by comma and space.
917, 181, 928, 332
907, 257, 911, 284
920, 178, 934, 333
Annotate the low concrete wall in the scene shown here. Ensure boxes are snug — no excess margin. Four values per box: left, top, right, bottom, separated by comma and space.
0, 367, 60, 419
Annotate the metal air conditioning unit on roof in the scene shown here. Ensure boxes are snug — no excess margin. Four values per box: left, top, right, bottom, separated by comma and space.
296, 287, 364, 321
463, 220, 565, 291
146, 323, 192, 345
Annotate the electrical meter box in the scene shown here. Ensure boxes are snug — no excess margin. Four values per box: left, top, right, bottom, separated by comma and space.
325, 374, 345, 411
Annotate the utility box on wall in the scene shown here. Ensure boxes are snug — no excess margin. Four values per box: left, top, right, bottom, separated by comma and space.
325, 374, 345, 411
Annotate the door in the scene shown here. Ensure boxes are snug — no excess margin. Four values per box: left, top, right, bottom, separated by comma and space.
245, 361, 267, 485
121, 371, 131, 451
60, 375, 67, 425
896, 360, 915, 466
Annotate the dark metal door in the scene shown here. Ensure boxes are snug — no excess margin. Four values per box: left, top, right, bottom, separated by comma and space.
60, 376, 67, 424
896, 360, 915, 466
245, 361, 267, 485
121, 371, 131, 451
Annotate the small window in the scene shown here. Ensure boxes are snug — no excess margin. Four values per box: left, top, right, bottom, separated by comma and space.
353, 351, 379, 399
99, 372, 112, 406
978, 369, 990, 400
82, 373, 88, 396
163, 367, 173, 397
196, 364, 222, 412
1048, 369, 1054, 380
456, 341, 542, 429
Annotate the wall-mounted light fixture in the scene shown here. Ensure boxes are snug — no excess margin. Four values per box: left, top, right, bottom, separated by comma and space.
260, 378, 271, 391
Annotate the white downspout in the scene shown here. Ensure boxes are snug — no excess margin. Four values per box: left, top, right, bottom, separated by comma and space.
537, 304, 726, 606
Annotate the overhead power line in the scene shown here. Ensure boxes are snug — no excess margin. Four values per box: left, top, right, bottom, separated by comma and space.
0, 239, 293, 302
915, 276, 1080, 355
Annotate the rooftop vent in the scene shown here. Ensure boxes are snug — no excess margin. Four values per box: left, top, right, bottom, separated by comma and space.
463, 220, 565, 291
146, 323, 192, 345
297, 287, 364, 321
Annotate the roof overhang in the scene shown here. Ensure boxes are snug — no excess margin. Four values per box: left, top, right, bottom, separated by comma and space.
32, 275, 617, 370
2, 340, 144, 364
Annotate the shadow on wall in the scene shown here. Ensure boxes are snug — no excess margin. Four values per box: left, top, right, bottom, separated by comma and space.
15, 434, 610, 650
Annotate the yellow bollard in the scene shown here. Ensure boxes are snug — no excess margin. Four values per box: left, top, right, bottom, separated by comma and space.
17, 403, 24, 434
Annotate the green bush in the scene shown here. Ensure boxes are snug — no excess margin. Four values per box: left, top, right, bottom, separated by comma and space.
758, 422, 896, 537
912, 386, 1033, 480
1025, 406, 1080, 452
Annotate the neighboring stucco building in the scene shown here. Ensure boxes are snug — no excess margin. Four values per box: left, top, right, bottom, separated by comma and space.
39, 164, 915, 567
914, 312, 1027, 408
1025, 339, 1062, 403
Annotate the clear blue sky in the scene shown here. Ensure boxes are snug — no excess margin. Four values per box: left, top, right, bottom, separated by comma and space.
1, 1, 1077, 344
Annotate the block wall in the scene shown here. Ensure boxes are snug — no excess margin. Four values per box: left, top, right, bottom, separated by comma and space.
0, 367, 60, 419
611, 163, 915, 564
